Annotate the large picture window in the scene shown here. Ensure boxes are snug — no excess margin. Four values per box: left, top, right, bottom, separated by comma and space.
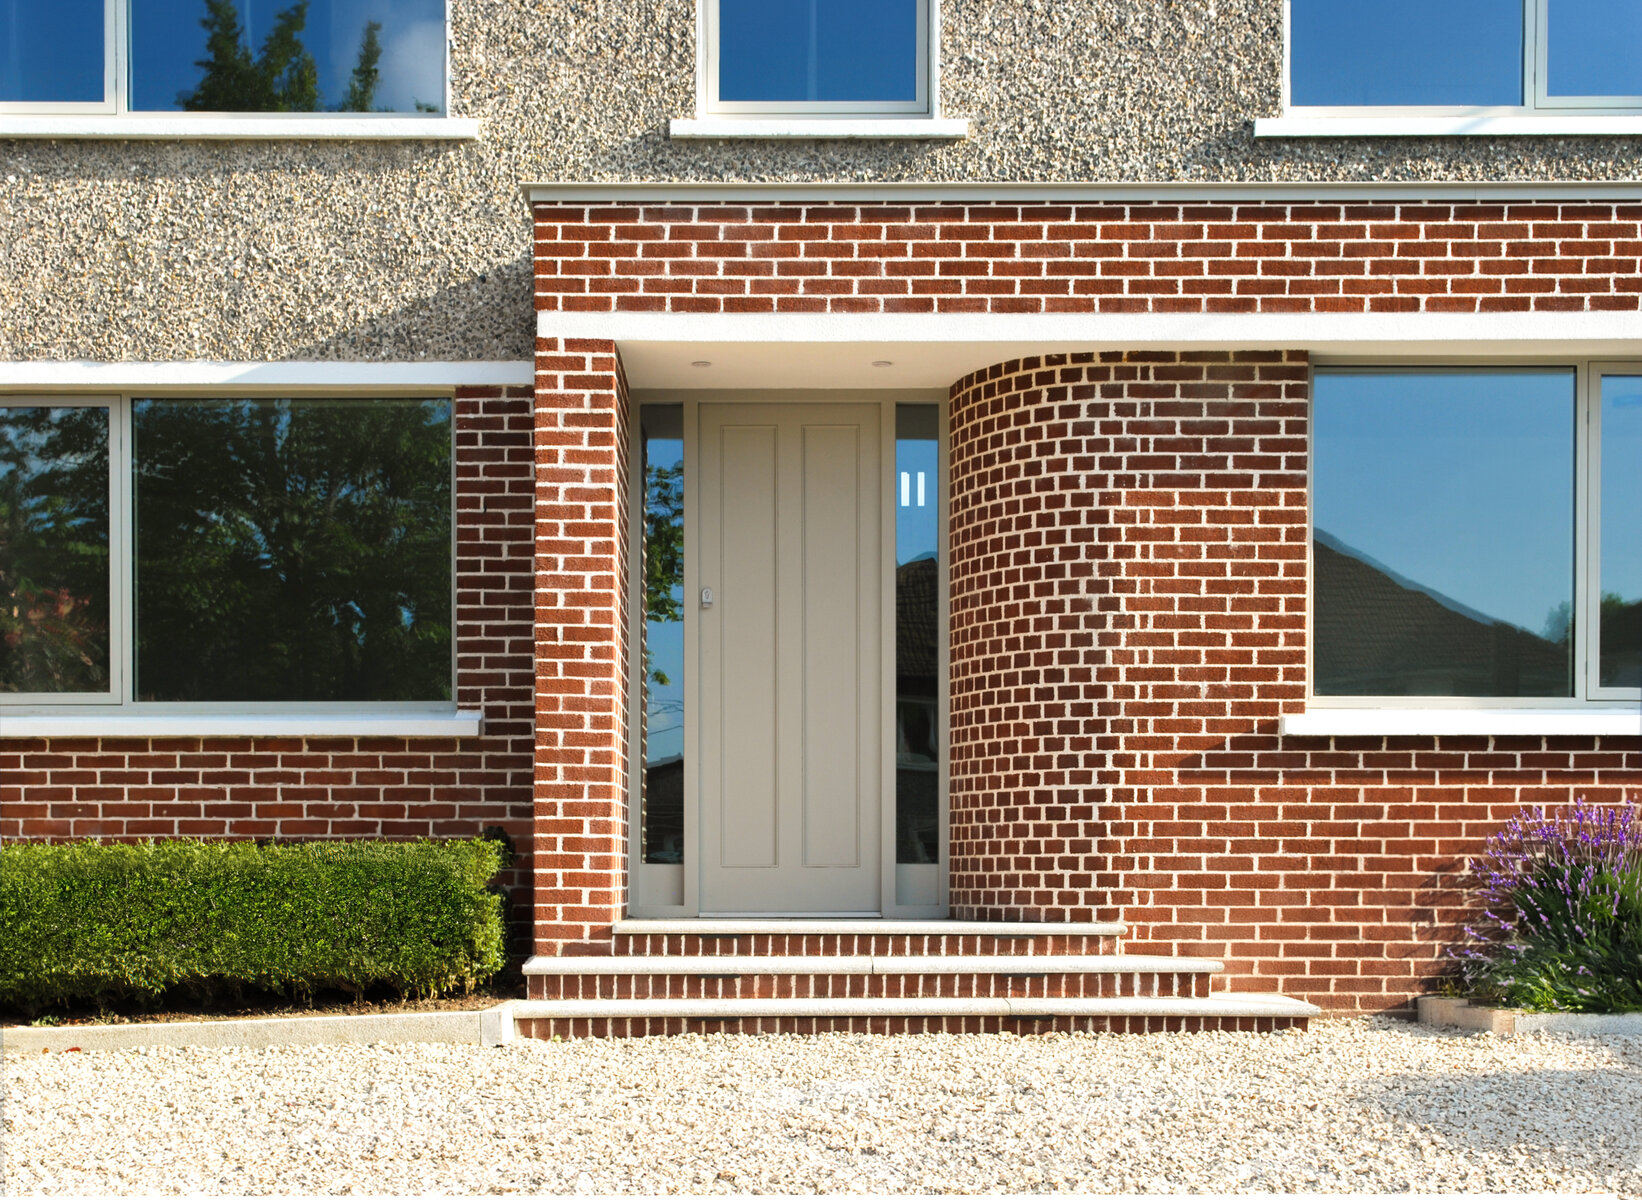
1, 395, 453, 708
0, 0, 446, 115
705, 0, 930, 116
1311, 366, 1640, 705
1288, 0, 1642, 113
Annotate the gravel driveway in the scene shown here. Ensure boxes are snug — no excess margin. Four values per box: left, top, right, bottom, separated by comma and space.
5, 1016, 1640, 1195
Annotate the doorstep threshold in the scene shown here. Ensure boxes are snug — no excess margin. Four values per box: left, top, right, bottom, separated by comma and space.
614, 918, 1128, 937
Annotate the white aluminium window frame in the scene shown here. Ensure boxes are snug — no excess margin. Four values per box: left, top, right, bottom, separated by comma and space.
1280, 0, 1642, 119
698, 0, 936, 118
0, 0, 451, 118
0, 391, 459, 717
1305, 359, 1642, 713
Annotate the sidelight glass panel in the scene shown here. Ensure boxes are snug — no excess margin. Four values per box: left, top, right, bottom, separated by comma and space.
1599, 375, 1642, 688
641, 405, 685, 865
1312, 369, 1575, 697
0, 405, 112, 694
1290, 0, 1523, 107
895, 405, 939, 865
129, 0, 446, 112
132, 396, 451, 702
1547, 0, 1642, 97
0, 0, 105, 103
718, 0, 918, 103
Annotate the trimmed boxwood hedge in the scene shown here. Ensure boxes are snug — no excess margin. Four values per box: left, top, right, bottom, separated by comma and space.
0, 839, 506, 1013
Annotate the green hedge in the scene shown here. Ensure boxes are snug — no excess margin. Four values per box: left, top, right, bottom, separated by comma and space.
0, 839, 506, 1012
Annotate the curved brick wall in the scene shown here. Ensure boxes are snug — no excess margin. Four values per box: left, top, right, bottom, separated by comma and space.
946, 351, 1642, 1012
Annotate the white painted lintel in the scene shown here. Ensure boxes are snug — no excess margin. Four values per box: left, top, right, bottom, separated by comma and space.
0, 361, 534, 392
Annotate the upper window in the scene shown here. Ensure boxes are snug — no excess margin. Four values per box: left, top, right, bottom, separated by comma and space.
1311, 366, 1640, 705
706, 0, 930, 116
0, 395, 453, 707
0, 0, 447, 115
1289, 0, 1642, 113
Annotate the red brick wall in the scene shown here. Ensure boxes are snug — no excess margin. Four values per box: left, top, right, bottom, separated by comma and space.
1, 385, 538, 908
530, 338, 631, 955
946, 352, 1642, 1013
532, 201, 1642, 315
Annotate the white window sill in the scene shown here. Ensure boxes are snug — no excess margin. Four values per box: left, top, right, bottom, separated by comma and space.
668, 117, 970, 140
1255, 115, 1642, 138
1280, 708, 1641, 738
0, 116, 481, 140
0, 711, 485, 738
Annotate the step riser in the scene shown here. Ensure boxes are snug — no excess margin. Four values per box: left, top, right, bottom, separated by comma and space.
517, 1014, 1307, 1039
530, 973, 1213, 1001
611, 935, 1122, 957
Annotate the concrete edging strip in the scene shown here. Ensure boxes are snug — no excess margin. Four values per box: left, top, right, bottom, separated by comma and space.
1417, 996, 1642, 1037
3, 1004, 517, 1053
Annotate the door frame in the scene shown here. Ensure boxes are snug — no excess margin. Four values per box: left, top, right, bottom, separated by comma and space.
625, 387, 949, 918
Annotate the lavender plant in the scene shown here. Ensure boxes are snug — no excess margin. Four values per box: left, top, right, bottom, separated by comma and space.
1455, 799, 1642, 1013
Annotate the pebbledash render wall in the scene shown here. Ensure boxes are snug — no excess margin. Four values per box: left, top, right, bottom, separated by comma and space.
527, 200, 1642, 1013
0, 385, 541, 919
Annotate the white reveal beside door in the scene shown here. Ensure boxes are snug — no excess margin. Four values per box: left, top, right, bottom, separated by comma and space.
697, 402, 883, 914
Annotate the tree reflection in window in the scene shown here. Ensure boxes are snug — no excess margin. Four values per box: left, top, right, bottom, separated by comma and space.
132, 397, 451, 703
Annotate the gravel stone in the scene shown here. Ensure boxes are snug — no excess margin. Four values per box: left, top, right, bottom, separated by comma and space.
5, 1016, 1640, 1194
4, 0, 1642, 363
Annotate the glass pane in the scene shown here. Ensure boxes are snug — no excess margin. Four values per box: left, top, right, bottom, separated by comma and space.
0, 0, 104, 103
129, 0, 445, 113
0, 406, 111, 694
1547, 0, 1642, 96
719, 0, 917, 103
641, 406, 685, 865
1312, 369, 1575, 698
1599, 376, 1642, 688
133, 397, 451, 702
1290, 0, 1523, 106
895, 405, 939, 866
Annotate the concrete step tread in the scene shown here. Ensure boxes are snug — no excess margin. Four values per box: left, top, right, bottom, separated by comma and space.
524, 954, 1223, 976
613, 919, 1127, 937
510, 994, 1319, 1020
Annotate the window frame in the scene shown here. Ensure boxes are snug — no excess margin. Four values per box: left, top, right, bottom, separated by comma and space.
698, 0, 936, 119
0, 0, 450, 118
0, 391, 459, 716
1282, 0, 1642, 119
1306, 359, 1642, 712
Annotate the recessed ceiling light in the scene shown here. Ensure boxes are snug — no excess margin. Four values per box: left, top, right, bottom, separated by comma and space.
691, 360, 712, 368
871, 360, 893, 368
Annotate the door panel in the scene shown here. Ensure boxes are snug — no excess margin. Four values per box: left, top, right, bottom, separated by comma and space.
699, 403, 881, 913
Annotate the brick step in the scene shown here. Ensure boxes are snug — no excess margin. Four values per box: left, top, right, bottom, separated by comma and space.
524, 954, 1219, 1001
509, 994, 1319, 1040
609, 918, 1127, 958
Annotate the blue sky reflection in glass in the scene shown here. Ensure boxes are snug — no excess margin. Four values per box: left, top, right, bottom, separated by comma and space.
1547, 0, 1642, 96
1312, 369, 1575, 640
129, 0, 445, 113
719, 0, 917, 103
0, 0, 104, 103
1290, 0, 1522, 106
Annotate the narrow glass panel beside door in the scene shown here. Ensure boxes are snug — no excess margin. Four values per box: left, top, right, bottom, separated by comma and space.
0, 405, 112, 694
895, 405, 939, 865
0, 0, 105, 103
1599, 376, 1642, 688
641, 405, 685, 864
1312, 369, 1576, 698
